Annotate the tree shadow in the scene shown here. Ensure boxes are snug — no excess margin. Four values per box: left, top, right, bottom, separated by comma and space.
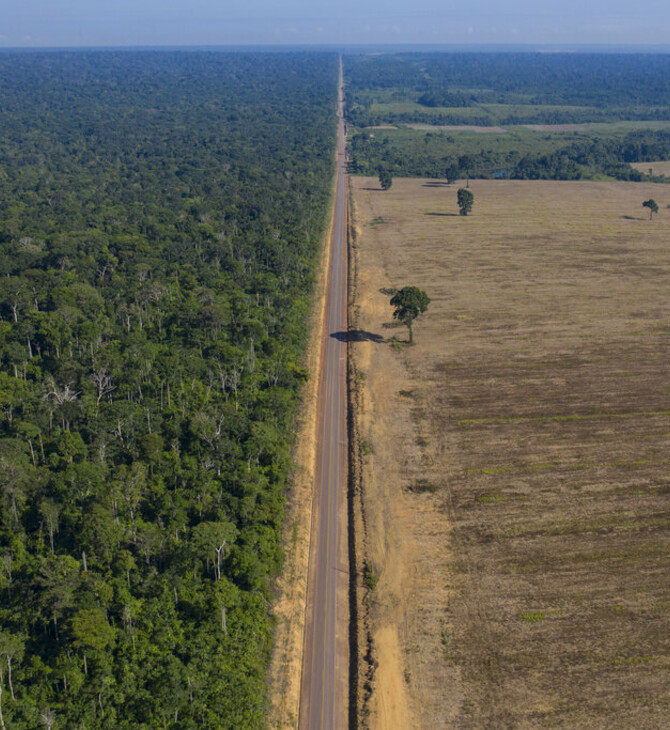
359, 187, 384, 192
330, 329, 386, 343
621, 215, 644, 220
425, 212, 458, 217
422, 182, 450, 187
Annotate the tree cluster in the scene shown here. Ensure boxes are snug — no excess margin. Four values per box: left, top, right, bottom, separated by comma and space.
348, 128, 670, 183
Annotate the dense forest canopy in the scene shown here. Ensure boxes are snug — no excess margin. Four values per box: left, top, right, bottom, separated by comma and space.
343, 52, 670, 181
0, 50, 338, 728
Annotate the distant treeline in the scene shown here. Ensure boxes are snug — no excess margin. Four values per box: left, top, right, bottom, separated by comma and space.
344, 52, 670, 127
0, 51, 337, 728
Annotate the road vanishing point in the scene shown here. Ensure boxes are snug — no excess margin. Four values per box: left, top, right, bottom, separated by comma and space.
299, 58, 349, 730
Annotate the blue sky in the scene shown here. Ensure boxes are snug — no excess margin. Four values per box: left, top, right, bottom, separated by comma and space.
2, 0, 670, 47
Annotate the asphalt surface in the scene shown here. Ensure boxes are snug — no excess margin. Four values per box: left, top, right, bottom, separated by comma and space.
299, 59, 349, 730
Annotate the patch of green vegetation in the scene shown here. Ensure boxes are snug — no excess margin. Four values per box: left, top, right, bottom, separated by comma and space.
519, 609, 563, 623
389, 337, 411, 350
504, 563, 527, 573
476, 493, 507, 503
370, 216, 385, 226
398, 389, 415, 398
520, 612, 547, 622
469, 457, 669, 477
440, 620, 451, 658
363, 562, 379, 590
611, 656, 656, 666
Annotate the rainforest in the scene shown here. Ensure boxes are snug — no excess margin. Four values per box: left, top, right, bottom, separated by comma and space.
0, 50, 337, 729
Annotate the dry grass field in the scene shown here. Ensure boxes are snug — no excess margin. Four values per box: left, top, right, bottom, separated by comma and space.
350, 177, 670, 728
631, 160, 670, 177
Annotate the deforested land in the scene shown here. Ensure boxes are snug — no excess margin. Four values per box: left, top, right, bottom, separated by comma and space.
350, 176, 670, 728
0, 51, 338, 729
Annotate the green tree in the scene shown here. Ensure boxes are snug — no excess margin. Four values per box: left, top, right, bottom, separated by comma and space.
192, 520, 238, 582
37, 555, 81, 640
69, 608, 116, 675
390, 286, 431, 344
446, 164, 459, 185
378, 169, 392, 191
0, 631, 24, 701
643, 198, 659, 219
458, 154, 475, 187
457, 188, 474, 216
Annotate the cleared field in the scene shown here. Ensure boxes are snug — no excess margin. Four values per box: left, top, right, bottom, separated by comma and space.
351, 177, 670, 728
632, 160, 670, 176
405, 123, 507, 133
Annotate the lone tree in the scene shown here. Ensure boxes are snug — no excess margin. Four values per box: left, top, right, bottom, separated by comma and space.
643, 198, 659, 219
458, 154, 475, 187
445, 164, 459, 185
378, 169, 392, 191
390, 286, 430, 344
457, 188, 474, 216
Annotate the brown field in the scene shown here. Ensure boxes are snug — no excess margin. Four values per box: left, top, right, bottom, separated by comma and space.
631, 160, 670, 177
523, 123, 589, 132
405, 123, 507, 133
350, 177, 670, 728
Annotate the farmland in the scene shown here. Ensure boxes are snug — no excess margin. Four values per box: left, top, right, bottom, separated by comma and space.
350, 177, 670, 728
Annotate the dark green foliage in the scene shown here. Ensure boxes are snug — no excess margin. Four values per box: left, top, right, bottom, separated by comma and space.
362, 562, 379, 590
378, 169, 393, 190
390, 287, 431, 344
348, 125, 670, 183
457, 189, 474, 216
446, 165, 460, 185
0, 50, 338, 728
643, 199, 659, 219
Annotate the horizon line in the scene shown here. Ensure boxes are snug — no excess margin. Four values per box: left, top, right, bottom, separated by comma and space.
2, 42, 670, 53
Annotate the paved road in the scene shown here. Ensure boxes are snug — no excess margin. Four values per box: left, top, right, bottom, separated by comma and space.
299, 59, 349, 730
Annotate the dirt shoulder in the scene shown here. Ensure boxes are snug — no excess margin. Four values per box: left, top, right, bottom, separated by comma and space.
267, 180, 333, 730
351, 176, 670, 728
349, 181, 459, 730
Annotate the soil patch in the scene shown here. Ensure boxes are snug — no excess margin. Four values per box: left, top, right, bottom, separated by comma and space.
631, 160, 670, 176
405, 124, 507, 133
523, 123, 589, 131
